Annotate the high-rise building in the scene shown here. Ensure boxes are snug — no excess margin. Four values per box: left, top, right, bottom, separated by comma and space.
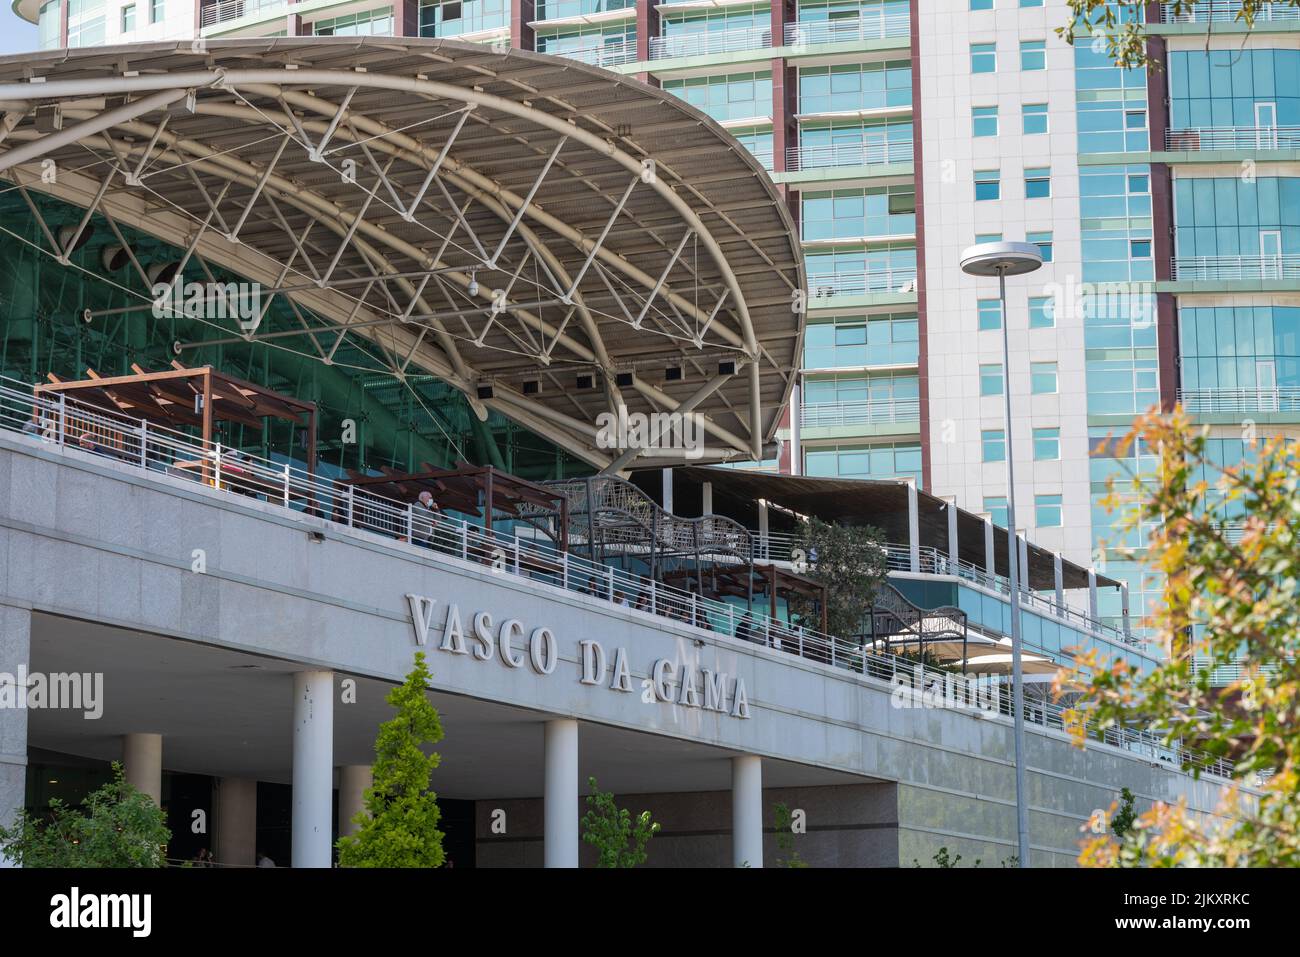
14, 0, 1299, 632
0, 9, 1258, 872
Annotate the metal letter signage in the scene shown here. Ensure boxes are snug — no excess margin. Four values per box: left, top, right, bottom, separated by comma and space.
406, 595, 750, 719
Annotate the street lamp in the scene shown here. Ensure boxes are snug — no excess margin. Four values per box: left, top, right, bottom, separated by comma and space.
960, 240, 1043, 869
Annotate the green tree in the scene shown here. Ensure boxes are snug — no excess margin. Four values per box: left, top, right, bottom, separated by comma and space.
1063, 409, 1300, 866
790, 517, 889, 639
0, 763, 169, 868
773, 802, 809, 868
581, 776, 660, 867
1112, 787, 1138, 840
1060, 1, 1299, 70
337, 651, 445, 868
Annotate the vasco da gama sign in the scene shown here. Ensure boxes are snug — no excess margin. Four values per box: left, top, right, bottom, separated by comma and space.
406, 594, 751, 719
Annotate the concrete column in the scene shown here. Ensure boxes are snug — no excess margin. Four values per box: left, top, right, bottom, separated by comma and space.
123, 733, 162, 805
732, 755, 763, 868
511, 0, 535, 50
544, 719, 579, 868
634, 0, 658, 66
946, 498, 959, 570
788, 373, 802, 476
701, 481, 713, 516
758, 499, 769, 556
1017, 533, 1029, 597
661, 467, 673, 514
214, 777, 257, 868
292, 670, 334, 868
1053, 553, 1064, 608
906, 480, 920, 572
338, 765, 372, 839
1088, 567, 1099, 621
0, 604, 31, 868
393, 0, 418, 37
1121, 582, 1131, 637
984, 517, 995, 575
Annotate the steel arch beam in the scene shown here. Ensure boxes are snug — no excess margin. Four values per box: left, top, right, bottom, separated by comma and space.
0, 60, 791, 460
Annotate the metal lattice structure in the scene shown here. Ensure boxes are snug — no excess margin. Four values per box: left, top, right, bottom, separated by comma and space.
0, 39, 805, 472
544, 475, 753, 588
868, 583, 969, 665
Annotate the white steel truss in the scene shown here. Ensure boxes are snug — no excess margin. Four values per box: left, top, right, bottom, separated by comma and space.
0, 40, 805, 467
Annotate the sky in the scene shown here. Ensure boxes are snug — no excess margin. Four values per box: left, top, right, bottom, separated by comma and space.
0, 5, 39, 56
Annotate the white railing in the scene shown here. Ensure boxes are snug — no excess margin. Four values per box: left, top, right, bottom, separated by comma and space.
1192, 658, 1281, 685
744, 145, 775, 169
545, 39, 639, 67
879, 543, 1139, 647
807, 266, 917, 299
801, 397, 920, 428
648, 26, 773, 59
786, 139, 913, 171
1161, 1, 1300, 23
199, 0, 286, 27
534, 0, 635, 22
0, 373, 1234, 781
1166, 127, 1300, 150
748, 533, 1135, 647
784, 12, 911, 46
1178, 387, 1300, 414
1171, 255, 1300, 281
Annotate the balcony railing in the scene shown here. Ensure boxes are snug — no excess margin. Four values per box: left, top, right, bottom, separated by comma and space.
199, 0, 287, 27
0, 373, 1238, 781
807, 267, 918, 299
1166, 127, 1300, 151
648, 27, 773, 60
1178, 387, 1300, 415
751, 532, 1137, 648
1161, 1, 1300, 23
744, 145, 774, 169
784, 12, 911, 45
1171, 254, 1300, 281
786, 139, 913, 171
801, 397, 920, 429
545, 39, 639, 67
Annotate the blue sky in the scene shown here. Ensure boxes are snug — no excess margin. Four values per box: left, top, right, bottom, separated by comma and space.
0, 5, 39, 56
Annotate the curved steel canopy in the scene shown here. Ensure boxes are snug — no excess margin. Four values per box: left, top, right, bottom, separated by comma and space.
0, 38, 806, 470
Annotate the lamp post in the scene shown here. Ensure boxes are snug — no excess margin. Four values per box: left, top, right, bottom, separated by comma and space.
959, 241, 1043, 868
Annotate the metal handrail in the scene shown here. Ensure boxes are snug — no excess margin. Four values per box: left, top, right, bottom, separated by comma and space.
1178, 387, 1300, 413
198, 0, 286, 27
748, 529, 1132, 646
807, 266, 918, 298
785, 139, 913, 171
1171, 254, 1300, 281
544, 39, 639, 67
1161, 1, 1300, 23
0, 372, 1232, 780
1166, 126, 1300, 150
649, 26, 773, 59
800, 397, 920, 428
783, 12, 911, 45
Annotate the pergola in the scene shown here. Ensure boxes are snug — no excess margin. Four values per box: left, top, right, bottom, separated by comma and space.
33, 362, 317, 480
675, 563, 827, 634
0, 39, 804, 472
343, 463, 569, 549
868, 582, 969, 671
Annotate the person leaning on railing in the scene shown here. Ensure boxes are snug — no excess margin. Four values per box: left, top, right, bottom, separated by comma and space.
411, 490, 454, 554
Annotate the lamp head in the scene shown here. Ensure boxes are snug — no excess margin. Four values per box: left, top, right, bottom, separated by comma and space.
959, 241, 1044, 278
